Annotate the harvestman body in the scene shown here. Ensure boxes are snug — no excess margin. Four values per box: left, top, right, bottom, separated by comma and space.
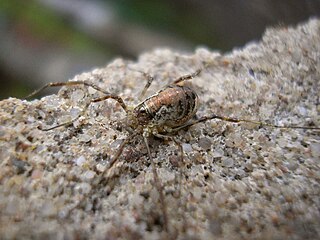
27, 61, 320, 233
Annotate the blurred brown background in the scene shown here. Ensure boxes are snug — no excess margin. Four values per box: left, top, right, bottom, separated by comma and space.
1, 0, 319, 99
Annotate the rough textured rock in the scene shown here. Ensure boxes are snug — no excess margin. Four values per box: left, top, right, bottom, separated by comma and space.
0, 19, 319, 240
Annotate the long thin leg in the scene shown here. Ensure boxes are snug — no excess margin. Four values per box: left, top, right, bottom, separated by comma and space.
39, 92, 128, 131
152, 132, 189, 234
171, 68, 203, 86
138, 72, 155, 101
27, 80, 128, 112
107, 131, 139, 170
70, 132, 138, 221
171, 61, 213, 86
172, 138, 188, 234
143, 133, 169, 233
92, 94, 128, 112
128, 64, 162, 101
132, 61, 212, 100
26, 81, 111, 99
172, 113, 320, 132
96, 131, 138, 183
40, 102, 91, 131
35, 84, 128, 130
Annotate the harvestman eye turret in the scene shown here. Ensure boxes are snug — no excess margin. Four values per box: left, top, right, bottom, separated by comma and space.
26, 61, 320, 233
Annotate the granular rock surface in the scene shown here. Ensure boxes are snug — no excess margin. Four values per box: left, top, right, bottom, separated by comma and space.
0, 19, 319, 240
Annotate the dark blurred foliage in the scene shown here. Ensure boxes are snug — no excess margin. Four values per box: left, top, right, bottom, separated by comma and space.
0, 0, 319, 99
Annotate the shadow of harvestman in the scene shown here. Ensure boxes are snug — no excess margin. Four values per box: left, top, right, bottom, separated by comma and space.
26, 60, 320, 235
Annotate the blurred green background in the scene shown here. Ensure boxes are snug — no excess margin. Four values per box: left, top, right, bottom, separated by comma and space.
1, 0, 319, 99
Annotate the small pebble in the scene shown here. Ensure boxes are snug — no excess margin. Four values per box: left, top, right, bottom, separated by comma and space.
74, 156, 86, 167
70, 89, 85, 103
96, 162, 107, 172
198, 137, 212, 151
40, 201, 57, 217
222, 157, 234, 167
83, 170, 95, 181
310, 142, 320, 158
212, 149, 224, 158
182, 143, 193, 153
31, 169, 43, 179
286, 161, 299, 171
74, 183, 92, 194
251, 170, 265, 180
70, 108, 81, 118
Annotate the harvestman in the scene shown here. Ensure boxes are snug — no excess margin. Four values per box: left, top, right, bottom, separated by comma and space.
27, 61, 320, 232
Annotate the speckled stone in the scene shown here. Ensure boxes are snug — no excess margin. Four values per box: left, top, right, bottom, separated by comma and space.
0, 19, 319, 240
